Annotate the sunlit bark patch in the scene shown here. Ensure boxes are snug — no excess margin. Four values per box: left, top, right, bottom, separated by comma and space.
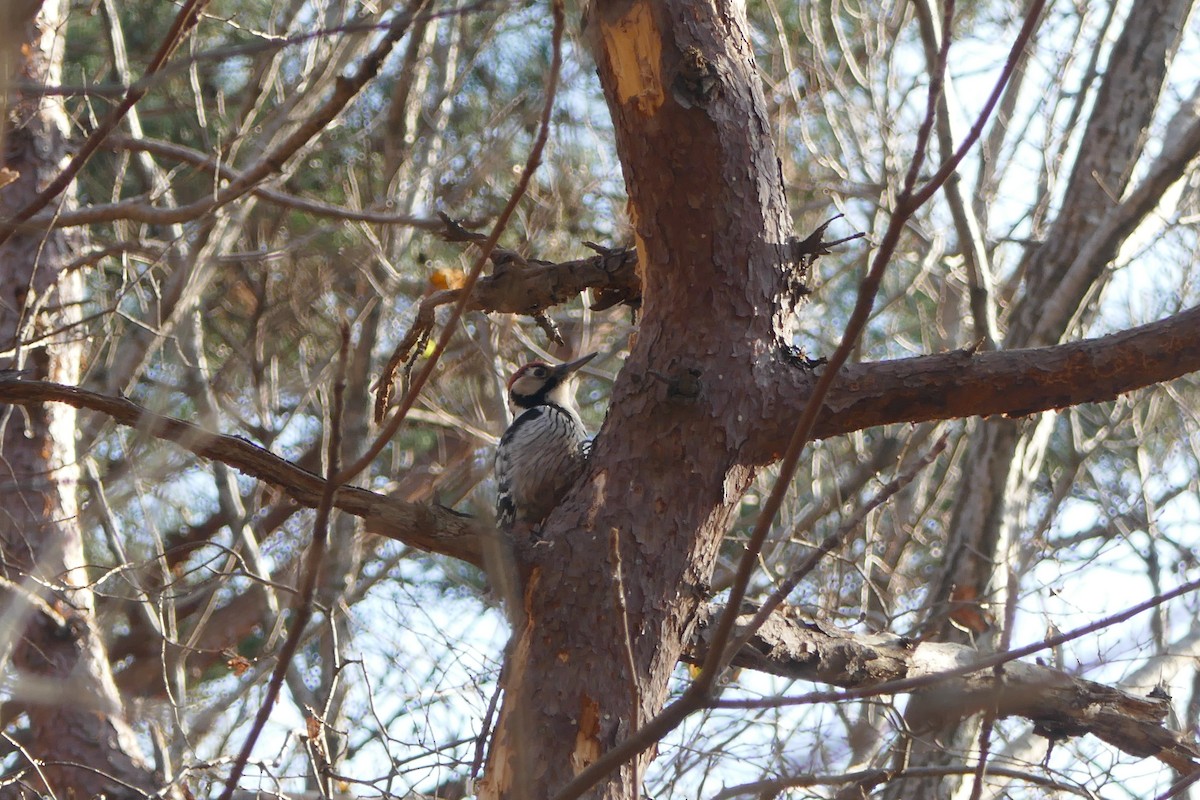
571, 693, 603, 773
599, 1, 664, 115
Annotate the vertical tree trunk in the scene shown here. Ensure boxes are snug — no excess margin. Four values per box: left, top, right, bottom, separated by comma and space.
479, 1, 801, 798
0, 2, 160, 796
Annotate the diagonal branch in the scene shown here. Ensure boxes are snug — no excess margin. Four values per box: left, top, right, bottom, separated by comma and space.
19, 135, 446, 231
689, 604, 1200, 775
0, 374, 492, 567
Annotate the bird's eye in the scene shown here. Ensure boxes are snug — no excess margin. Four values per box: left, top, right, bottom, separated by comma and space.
532, 367, 547, 377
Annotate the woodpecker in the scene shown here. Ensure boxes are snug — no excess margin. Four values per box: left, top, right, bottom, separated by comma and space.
495, 352, 597, 529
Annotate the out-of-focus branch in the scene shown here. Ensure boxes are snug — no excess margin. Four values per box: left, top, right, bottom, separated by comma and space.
710, 767, 1091, 800
4, 0, 432, 242
0, 0, 211, 246
19, 135, 443, 231
913, 0, 1006, 348
0, 375, 493, 567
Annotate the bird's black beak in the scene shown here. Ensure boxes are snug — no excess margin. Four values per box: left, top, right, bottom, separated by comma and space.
554, 352, 598, 377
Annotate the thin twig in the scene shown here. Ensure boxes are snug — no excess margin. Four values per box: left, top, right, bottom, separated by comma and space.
723, 434, 949, 665
900, 0, 954, 196
337, 0, 566, 483
905, 0, 1049, 212
218, 325, 349, 800
0, 0, 211, 247
17, 135, 445, 231
1156, 767, 1200, 800
610, 528, 640, 800
470, 678, 504, 785
12, 2, 497, 99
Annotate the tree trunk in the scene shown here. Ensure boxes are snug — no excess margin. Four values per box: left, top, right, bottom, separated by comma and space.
0, 2, 160, 796
479, 1, 800, 797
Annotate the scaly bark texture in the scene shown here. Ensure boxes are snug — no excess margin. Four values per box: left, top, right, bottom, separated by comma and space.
0, 2, 159, 796
479, 1, 800, 798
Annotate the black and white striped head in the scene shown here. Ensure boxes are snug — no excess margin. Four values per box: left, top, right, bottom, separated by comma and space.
506, 352, 596, 411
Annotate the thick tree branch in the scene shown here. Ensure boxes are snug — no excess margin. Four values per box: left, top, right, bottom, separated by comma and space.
755, 302, 1200, 462
0, 374, 492, 567
690, 606, 1200, 774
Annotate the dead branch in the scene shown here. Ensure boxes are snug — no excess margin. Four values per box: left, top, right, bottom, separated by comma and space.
375, 212, 858, 420
374, 241, 639, 418
692, 605, 1200, 774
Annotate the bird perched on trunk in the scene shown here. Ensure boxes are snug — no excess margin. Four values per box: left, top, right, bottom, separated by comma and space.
495, 353, 596, 530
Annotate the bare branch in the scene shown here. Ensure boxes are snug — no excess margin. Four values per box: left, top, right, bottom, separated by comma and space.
0, 375, 492, 567
0, 0, 210, 246
691, 604, 1200, 774
804, 302, 1200, 444
18, 135, 444, 231
710, 766, 1094, 800
5, 0, 432, 243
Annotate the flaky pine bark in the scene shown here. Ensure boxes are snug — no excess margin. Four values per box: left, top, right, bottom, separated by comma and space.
0, 2, 159, 796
